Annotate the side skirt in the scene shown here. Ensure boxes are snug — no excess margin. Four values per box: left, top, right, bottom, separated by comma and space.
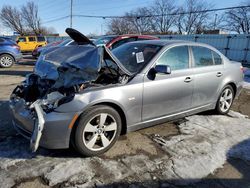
127, 103, 215, 133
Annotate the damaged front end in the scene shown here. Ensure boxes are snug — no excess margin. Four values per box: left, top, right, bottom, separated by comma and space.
10, 28, 131, 152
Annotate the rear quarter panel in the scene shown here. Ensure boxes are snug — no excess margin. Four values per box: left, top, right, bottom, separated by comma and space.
222, 60, 244, 97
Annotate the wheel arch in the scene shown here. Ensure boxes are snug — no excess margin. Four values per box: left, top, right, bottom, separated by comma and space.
225, 82, 237, 98
69, 101, 128, 148
93, 102, 127, 135
0, 52, 16, 62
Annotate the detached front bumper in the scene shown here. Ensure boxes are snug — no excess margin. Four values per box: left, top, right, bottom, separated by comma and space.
9, 99, 76, 150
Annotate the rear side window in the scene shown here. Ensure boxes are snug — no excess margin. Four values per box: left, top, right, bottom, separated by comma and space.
37, 36, 46, 42
28, 37, 36, 42
156, 46, 189, 71
18, 37, 26, 42
192, 46, 213, 67
212, 51, 222, 65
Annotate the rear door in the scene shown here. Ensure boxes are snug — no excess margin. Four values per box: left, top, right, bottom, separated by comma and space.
27, 37, 37, 51
142, 45, 194, 121
191, 46, 224, 107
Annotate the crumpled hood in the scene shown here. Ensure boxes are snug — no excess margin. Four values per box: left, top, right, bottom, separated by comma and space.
34, 45, 100, 88
34, 44, 131, 88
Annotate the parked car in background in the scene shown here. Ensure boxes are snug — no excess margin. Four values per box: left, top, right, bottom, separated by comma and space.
10, 28, 243, 156
32, 39, 77, 58
16, 36, 47, 53
106, 34, 159, 50
0, 37, 22, 68
32, 40, 63, 58
94, 34, 158, 49
93, 35, 117, 46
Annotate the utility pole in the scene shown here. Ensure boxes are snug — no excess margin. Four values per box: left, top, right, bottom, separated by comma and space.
70, 0, 73, 28
213, 13, 218, 30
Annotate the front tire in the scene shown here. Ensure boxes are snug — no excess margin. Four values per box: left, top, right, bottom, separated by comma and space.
74, 105, 122, 157
215, 85, 234, 115
0, 54, 15, 68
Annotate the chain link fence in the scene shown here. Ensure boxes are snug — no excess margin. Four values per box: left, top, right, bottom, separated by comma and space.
157, 34, 250, 67
2, 34, 250, 67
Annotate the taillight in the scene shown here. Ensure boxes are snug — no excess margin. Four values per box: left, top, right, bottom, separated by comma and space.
240, 66, 247, 73
12, 45, 20, 50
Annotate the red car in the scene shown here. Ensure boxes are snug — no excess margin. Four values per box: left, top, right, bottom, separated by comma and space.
107, 35, 158, 50
94, 35, 159, 50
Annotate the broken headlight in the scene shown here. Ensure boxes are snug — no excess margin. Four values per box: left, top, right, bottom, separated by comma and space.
39, 91, 74, 112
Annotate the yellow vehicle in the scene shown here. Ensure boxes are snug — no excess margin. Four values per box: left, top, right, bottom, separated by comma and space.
16, 36, 47, 52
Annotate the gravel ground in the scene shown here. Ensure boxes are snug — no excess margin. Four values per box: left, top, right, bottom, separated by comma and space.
0, 59, 250, 188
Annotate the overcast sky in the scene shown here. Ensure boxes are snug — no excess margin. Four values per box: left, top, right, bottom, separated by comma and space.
0, 0, 242, 35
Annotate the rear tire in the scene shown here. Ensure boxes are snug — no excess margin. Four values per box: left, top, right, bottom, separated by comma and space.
215, 85, 234, 115
74, 105, 122, 157
0, 54, 15, 68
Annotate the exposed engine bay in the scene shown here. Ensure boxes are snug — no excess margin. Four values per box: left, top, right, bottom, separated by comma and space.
10, 28, 131, 152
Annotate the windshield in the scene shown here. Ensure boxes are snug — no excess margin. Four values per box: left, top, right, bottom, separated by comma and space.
94, 36, 116, 45
112, 43, 162, 73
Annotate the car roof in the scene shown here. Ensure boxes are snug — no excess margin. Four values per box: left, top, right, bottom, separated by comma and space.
0, 37, 12, 40
117, 34, 157, 38
129, 39, 213, 48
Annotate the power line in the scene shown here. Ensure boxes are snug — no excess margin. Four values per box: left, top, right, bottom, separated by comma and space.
73, 1, 153, 14
42, 5, 250, 23
42, 16, 70, 24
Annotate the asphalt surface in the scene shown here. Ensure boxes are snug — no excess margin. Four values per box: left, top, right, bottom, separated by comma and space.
0, 57, 250, 188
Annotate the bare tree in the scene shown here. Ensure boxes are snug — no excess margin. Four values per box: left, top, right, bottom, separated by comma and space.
225, 1, 250, 34
21, 1, 42, 35
107, 18, 136, 35
150, 0, 177, 33
0, 5, 26, 35
39, 26, 57, 35
176, 0, 213, 34
126, 7, 153, 34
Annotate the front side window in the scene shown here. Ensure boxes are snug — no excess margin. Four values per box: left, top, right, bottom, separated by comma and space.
192, 46, 213, 67
156, 46, 189, 71
212, 51, 222, 65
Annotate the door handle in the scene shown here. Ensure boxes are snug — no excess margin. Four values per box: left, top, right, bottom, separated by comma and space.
216, 72, 223, 77
184, 77, 192, 83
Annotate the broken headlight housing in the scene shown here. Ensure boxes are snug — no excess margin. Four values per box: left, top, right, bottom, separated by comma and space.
38, 91, 74, 113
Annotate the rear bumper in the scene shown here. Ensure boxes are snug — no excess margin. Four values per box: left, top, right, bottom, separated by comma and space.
235, 81, 243, 98
15, 53, 23, 62
9, 99, 75, 149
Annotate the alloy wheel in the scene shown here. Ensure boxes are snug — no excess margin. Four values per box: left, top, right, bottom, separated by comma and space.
219, 88, 233, 113
0, 55, 14, 67
82, 113, 117, 151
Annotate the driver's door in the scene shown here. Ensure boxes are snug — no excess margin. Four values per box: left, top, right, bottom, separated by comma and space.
142, 45, 194, 121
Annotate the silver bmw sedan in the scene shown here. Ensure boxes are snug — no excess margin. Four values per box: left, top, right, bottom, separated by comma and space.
9, 29, 243, 156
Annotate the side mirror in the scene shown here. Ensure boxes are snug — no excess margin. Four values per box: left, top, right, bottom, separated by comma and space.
155, 65, 171, 74
147, 65, 171, 80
